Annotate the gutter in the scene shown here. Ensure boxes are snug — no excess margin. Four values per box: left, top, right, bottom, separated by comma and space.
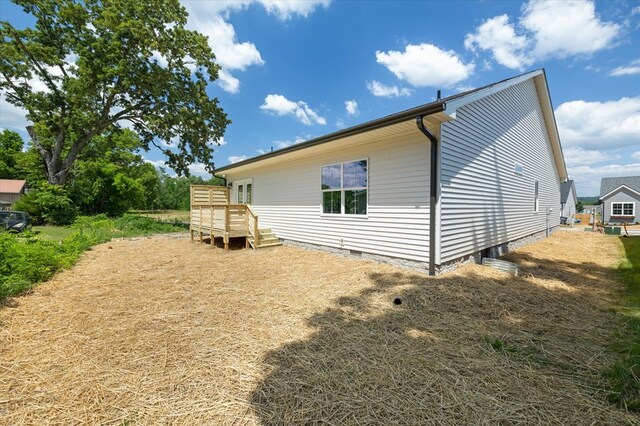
416, 114, 441, 276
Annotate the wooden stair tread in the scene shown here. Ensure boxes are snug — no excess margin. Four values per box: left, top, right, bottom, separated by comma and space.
255, 241, 283, 248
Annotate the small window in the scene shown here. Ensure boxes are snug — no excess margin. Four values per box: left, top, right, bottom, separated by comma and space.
321, 159, 368, 215
514, 162, 524, 175
534, 180, 539, 212
237, 184, 244, 204
612, 202, 635, 216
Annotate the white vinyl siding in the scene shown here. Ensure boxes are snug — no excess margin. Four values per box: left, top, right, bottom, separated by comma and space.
602, 187, 640, 223
227, 131, 431, 262
439, 79, 561, 263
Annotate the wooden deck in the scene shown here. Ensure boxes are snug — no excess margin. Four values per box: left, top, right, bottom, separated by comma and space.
189, 185, 281, 250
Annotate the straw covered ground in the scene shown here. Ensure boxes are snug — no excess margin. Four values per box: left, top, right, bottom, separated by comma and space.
0, 231, 638, 424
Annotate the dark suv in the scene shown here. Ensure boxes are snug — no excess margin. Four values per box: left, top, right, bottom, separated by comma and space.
0, 211, 32, 232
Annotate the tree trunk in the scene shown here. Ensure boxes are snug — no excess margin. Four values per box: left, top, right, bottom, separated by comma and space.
27, 125, 71, 185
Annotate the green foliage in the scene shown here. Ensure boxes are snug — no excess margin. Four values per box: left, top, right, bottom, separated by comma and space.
0, 129, 25, 178
0, 0, 229, 185
157, 169, 223, 210
15, 147, 48, 187
605, 237, 640, 410
576, 201, 584, 213
67, 130, 160, 215
14, 183, 77, 225
578, 197, 601, 205
0, 214, 183, 300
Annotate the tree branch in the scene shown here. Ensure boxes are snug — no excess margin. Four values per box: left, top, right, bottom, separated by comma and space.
7, 26, 64, 99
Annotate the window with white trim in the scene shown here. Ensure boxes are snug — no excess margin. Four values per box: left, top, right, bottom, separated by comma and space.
611, 202, 634, 216
534, 180, 539, 212
321, 159, 368, 215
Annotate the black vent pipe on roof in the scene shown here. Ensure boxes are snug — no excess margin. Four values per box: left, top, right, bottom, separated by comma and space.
416, 115, 439, 276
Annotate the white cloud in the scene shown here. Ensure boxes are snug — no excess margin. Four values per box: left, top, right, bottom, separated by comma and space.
366, 80, 412, 98
144, 158, 211, 177
345, 99, 358, 116
0, 93, 29, 132
259, 0, 330, 20
570, 162, 640, 195
273, 136, 306, 149
180, 1, 329, 93
260, 94, 326, 125
465, 0, 621, 69
181, 8, 264, 94
555, 97, 640, 148
522, 0, 620, 59
376, 43, 474, 88
563, 146, 616, 167
611, 59, 640, 76
188, 162, 212, 176
464, 15, 531, 70
228, 155, 248, 163
217, 69, 241, 93
633, 6, 640, 15
144, 158, 170, 169
632, 151, 640, 160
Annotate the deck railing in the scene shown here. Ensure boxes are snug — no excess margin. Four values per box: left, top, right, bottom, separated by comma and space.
245, 204, 259, 248
190, 203, 259, 249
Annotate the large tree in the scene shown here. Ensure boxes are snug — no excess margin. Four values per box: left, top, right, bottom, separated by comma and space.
0, 0, 229, 185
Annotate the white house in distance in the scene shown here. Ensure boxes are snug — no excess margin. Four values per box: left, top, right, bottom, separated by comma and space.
600, 176, 640, 224
214, 69, 568, 274
560, 179, 577, 219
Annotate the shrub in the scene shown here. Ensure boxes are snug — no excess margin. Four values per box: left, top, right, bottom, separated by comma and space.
13, 184, 77, 225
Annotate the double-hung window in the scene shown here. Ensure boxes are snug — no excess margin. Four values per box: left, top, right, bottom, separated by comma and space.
612, 202, 634, 216
321, 159, 368, 215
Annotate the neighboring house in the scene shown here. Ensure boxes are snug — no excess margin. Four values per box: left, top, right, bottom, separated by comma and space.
214, 69, 567, 274
0, 179, 27, 210
560, 180, 577, 218
582, 204, 602, 218
599, 176, 640, 224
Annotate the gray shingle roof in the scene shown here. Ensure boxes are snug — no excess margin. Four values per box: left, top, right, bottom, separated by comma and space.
600, 176, 640, 197
560, 180, 575, 203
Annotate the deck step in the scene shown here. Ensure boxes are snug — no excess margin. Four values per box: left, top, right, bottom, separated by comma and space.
255, 241, 283, 249
258, 236, 280, 244
249, 228, 282, 249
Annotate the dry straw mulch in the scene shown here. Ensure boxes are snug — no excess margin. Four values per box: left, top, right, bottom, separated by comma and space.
1, 231, 637, 424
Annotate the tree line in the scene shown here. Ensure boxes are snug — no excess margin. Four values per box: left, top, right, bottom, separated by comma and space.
1, 129, 223, 224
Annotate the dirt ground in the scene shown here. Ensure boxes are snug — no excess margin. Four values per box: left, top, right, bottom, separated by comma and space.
0, 231, 638, 424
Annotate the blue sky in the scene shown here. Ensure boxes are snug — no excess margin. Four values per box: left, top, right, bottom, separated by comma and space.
1, 0, 639, 196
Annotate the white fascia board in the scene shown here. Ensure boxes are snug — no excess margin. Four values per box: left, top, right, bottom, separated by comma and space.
599, 184, 640, 200
443, 70, 543, 116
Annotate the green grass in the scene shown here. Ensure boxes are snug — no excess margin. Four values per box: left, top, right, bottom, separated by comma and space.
0, 214, 185, 301
33, 225, 76, 241
605, 237, 640, 411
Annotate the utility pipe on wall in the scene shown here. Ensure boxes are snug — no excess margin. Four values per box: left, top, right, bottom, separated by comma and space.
416, 115, 439, 276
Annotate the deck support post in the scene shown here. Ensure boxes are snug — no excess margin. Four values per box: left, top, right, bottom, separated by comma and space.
224, 232, 229, 250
